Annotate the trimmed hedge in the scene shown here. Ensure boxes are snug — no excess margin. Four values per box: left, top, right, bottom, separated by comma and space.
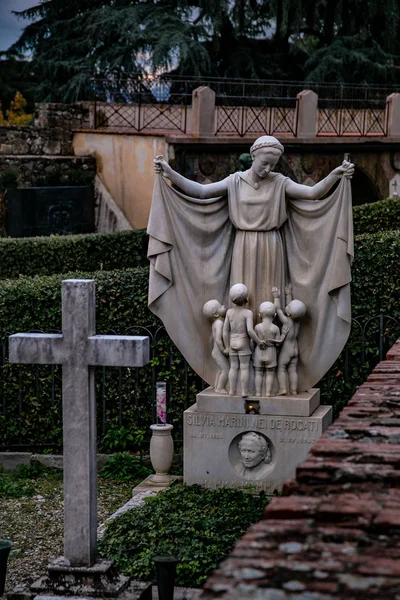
0, 267, 202, 449
0, 267, 152, 335
0, 230, 148, 278
0, 198, 396, 280
0, 231, 397, 335
353, 197, 400, 235
0, 230, 399, 447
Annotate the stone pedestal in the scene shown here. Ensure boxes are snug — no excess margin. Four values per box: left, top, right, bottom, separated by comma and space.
184, 388, 332, 493
296, 90, 318, 138
8, 559, 152, 600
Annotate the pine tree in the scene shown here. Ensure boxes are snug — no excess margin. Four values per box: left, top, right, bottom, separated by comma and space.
6, 0, 400, 102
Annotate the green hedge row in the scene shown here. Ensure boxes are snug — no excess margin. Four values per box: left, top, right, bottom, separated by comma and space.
0, 230, 148, 278
0, 267, 202, 449
0, 231, 397, 335
0, 197, 397, 281
0, 230, 399, 448
353, 197, 400, 235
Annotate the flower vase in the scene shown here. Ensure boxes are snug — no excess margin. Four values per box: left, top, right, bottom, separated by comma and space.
149, 424, 174, 486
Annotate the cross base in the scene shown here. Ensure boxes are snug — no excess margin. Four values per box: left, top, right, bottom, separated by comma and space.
8, 559, 151, 600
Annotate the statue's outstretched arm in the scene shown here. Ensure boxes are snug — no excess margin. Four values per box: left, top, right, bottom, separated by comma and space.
154, 156, 229, 199
285, 160, 354, 200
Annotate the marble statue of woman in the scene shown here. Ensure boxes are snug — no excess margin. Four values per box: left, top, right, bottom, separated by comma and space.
147, 136, 354, 392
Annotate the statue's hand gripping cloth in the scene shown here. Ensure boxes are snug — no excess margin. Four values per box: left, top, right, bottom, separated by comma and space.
147, 173, 353, 392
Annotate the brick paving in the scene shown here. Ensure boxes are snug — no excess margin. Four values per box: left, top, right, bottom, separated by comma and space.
201, 340, 400, 599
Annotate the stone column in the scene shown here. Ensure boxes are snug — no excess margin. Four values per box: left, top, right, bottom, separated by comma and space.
386, 93, 400, 137
296, 90, 318, 138
191, 86, 216, 137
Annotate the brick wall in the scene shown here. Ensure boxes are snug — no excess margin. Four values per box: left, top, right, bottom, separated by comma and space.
202, 339, 400, 600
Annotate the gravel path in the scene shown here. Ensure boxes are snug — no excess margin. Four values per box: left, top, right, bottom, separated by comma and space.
1, 472, 133, 595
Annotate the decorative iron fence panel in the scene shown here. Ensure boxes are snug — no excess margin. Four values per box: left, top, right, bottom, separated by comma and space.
90, 75, 398, 135
215, 102, 298, 136
93, 77, 190, 132
0, 314, 398, 451
317, 104, 388, 137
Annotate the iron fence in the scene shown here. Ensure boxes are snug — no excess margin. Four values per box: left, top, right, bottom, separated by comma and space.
93, 77, 191, 132
215, 101, 298, 136
317, 100, 388, 136
91, 75, 399, 135
92, 75, 399, 105
0, 314, 398, 452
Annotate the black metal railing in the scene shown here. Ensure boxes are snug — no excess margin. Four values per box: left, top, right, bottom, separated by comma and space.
93, 77, 191, 132
215, 100, 298, 136
90, 75, 398, 135
317, 98, 388, 137
92, 74, 399, 106
0, 314, 398, 451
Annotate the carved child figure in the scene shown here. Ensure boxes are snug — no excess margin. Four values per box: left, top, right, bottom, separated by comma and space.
203, 299, 229, 394
254, 302, 287, 397
272, 285, 307, 395
223, 283, 266, 398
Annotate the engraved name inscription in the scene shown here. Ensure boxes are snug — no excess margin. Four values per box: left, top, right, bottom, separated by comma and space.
186, 414, 318, 432
190, 432, 223, 439
199, 479, 280, 494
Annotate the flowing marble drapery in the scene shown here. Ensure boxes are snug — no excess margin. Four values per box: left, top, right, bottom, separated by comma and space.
147, 173, 353, 392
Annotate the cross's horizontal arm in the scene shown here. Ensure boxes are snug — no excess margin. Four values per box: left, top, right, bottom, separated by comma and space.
9, 333, 64, 365
87, 335, 150, 367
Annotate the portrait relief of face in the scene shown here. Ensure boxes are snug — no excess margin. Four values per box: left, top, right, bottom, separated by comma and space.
237, 432, 272, 471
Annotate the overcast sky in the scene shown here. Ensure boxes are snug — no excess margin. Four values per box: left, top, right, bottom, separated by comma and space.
0, 0, 38, 52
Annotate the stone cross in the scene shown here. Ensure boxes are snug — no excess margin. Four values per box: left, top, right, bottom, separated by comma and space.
9, 279, 149, 568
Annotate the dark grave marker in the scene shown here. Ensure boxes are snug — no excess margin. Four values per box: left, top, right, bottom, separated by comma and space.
6, 186, 95, 237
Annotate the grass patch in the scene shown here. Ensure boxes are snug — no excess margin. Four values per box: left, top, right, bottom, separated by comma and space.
100, 452, 152, 482
99, 484, 268, 587
0, 462, 60, 499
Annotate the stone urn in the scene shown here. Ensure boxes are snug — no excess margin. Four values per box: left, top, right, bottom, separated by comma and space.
0, 540, 12, 597
149, 424, 174, 486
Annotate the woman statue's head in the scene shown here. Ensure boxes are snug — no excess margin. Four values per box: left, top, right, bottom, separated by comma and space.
249, 136, 284, 180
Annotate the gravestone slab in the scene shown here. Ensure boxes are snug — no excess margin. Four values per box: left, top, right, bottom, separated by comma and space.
183, 400, 332, 493
6, 186, 94, 237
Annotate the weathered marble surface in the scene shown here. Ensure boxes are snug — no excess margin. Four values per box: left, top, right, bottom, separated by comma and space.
9, 279, 149, 568
196, 388, 320, 417
148, 136, 354, 393
183, 403, 332, 492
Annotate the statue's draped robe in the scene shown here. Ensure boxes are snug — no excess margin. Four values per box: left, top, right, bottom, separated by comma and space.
147, 171, 353, 392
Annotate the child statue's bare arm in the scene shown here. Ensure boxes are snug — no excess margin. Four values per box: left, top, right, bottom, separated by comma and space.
272, 287, 288, 324
246, 313, 267, 349
266, 324, 289, 345
214, 320, 225, 354
285, 284, 293, 306
222, 314, 230, 354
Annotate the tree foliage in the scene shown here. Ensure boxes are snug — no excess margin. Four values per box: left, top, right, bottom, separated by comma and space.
0, 91, 33, 126
5, 0, 400, 101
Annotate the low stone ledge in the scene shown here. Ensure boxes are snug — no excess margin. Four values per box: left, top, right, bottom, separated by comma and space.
0, 452, 111, 472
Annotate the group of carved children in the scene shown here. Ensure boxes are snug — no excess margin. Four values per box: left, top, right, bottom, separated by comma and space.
203, 283, 306, 398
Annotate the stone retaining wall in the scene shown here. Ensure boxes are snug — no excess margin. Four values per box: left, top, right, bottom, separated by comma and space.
0, 103, 92, 158
35, 102, 92, 130
0, 155, 96, 188
0, 125, 73, 156
202, 339, 400, 600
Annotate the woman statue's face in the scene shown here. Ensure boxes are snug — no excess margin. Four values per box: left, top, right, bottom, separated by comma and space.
239, 439, 265, 469
252, 149, 281, 179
